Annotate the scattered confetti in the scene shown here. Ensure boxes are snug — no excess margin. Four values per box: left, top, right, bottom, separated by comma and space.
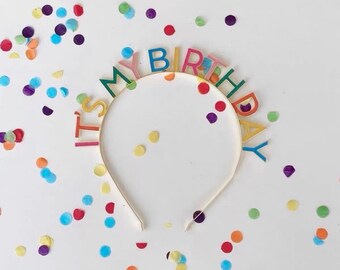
313, 236, 324, 246
146, 8, 156, 19
105, 202, 115, 214
127, 80, 137, 90
56, 7, 67, 18
148, 130, 160, 143
193, 210, 205, 223
136, 242, 148, 249
66, 19, 78, 32
40, 235, 53, 247
122, 47, 134, 59
60, 87, 69, 97
29, 77, 41, 88
119, 2, 131, 14
220, 259, 232, 270
60, 212, 73, 225
36, 157, 48, 168
52, 70, 64, 79
51, 34, 62, 45
73, 34, 85, 45
73, 208, 85, 220
27, 38, 39, 49
42, 106, 54, 116
316, 228, 328, 240
134, 144, 146, 156
13, 129, 24, 142
55, 24, 67, 36
3, 141, 15, 151
127, 266, 138, 270
283, 165, 295, 177
0, 39, 12, 52
124, 6, 135, 19
231, 230, 243, 243
206, 112, 218, 124
94, 164, 107, 176
104, 217, 116, 228
169, 251, 181, 263
47, 87, 57, 98
225, 15, 236, 26
248, 208, 260, 219
9, 52, 20, 58
0, 75, 10, 86
198, 82, 210, 94
215, 101, 226, 112
32, 8, 43, 19
316, 205, 329, 218
101, 182, 111, 194
267, 111, 279, 122
164, 25, 175, 36
38, 245, 50, 256
42, 5, 53, 16
195, 16, 206, 27
23, 84, 35, 96
99, 245, 111, 258
73, 4, 84, 16
221, 241, 233, 253
287, 199, 299, 211
164, 73, 175, 81
15, 245, 26, 257
82, 195, 93, 206
22, 26, 35, 38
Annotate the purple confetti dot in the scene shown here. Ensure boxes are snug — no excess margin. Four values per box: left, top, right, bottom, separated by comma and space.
193, 210, 205, 223
225, 15, 236, 26
22, 26, 35, 38
73, 34, 85, 45
146, 8, 156, 19
206, 112, 218, 124
0, 132, 5, 143
42, 106, 53, 116
42, 5, 53, 16
55, 24, 67, 36
283, 165, 295, 177
38, 245, 50, 256
23, 84, 35, 96
240, 103, 252, 112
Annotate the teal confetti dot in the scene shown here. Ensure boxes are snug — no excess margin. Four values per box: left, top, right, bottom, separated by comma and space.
56, 7, 67, 18
124, 7, 135, 19
51, 34, 62, 44
313, 236, 324, 246
99, 245, 111, 257
179, 255, 187, 264
40, 168, 52, 178
45, 173, 56, 183
121, 47, 133, 59
66, 19, 78, 32
60, 212, 73, 225
46, 87, 57, 98
104, 217, 116, 228
221, 260, 232, 270
60, 87, 69, 97
0, 75, 10, 86
82, 195, 93, 206
29, 77, 41, 88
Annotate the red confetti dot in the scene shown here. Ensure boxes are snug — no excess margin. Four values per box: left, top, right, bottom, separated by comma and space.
136, 242, 148, 249
221, 241, 233, 253
73, 208, 85, 220
0, 39, 12, 52
198, 82, 210, 94
13, 129, 24, 142
73, 4, 84, 16
215, 101, 226, 112
105, 202, 115, 214
164, 25, 175, 36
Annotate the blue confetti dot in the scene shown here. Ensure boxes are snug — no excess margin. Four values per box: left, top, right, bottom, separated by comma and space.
124, 7, 135, 19
0, 76, 10, 86
46, 87, 57, 98
56, 7, 67, 18
82, 195, 93, 206
121, 47, 133, 59
221, 260, 232, 270
60, 212, 73, 225
60, 87, 69, 97
45, 173, 57, 183
99, 245, 111, 257
313, 236, 324, 246
29, 77, 41, 88
40, 167, 52, 178
51, 34, 62, 45
104, 217, 116, 228
66, 19, 78, 32
179, 255, 187, 264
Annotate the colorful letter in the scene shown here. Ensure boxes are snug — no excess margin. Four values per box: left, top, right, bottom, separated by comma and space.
232, 92, 259, 117
205, 54, 226, 80
100, 66, 132, 98
216, 68, 245, 98
119, 52, 141, 79
173, 47, 180, 72
240, 120, 266, 142
181, 48, 204, 75
148, 48, 170, 72
243, 141, 269, 162
74, 111, 100, 138
81, 97, 107, 117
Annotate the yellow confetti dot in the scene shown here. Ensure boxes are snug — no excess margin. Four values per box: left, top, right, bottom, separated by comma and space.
287, 199, 299, 211
176, 264, 187, 270
52, 70, 64, 79
170, 251, 181, 263
40, 235, 53, 247
164, 222, 173, 228
101, 182, 111, 194
9, 52, 20, 58
15, 246, 26, 257
32, 8, 43, 19
134, 145, 146, 156
148, 130, 160, 143
94, 164, 107, 176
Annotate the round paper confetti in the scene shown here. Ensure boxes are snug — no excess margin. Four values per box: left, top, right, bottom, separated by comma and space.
42, 5, 53, 16
73, 34, 85, 45
0, 39, 12, 52
119, 2, 130, 14
136, 242, 148, 249
225, 15, 236, 26
104, 217, 116, 228
73, 208, 85, 220
231, 230, 243, 243
221, 241, 233, 253
179, 255, 187, 264
195, 16, 206, 27
73, 4, 84, 16
313, 236, 324, 246
101, 182, 111, 194
316, 228, 328, 240
46, 87, 57, 98
316, 205, 329, 218
28, 38, 39, 49
51, 34, 62, 45
13, 129, 24, 142
198, 82, 210, 94
215, 101, 226, 112
221, 260, 232, 270
122, 47, 133, 59
29, 77, 41, 88
248, 208, 260, 219
42, 106, 54, 116
56, 7, 67, 18
40, 167, 51, 178
193, 210, 205, 223
3, 141, 15, 150
23, 85, 35, 96
9, 52, 20, 58
15, 35, 26, 45
15, 246, 26, 257
22, 26, 34, 38
52, 70, 64, 79
170, 251, 181, 263
76, 93, 87, 104
146, 8, 156, 19
283, 165, 295, 177
105, 202, 115, 214
176, 264, 187, 270
26, 49, 37, 60
164, 25, 175, 36
66, 19, 78, 32
148, 131, 160, 143
134, 145, 146, 156
94, 164, 107, 176
59, 212, 73, 225
99, 245, 111, 257
40, 235, 53, 247
5, 131, 15, 143
0, 76, 10, 86
38, 245, 50, 256
32, 8, 43, 19
206, 112, 218, 124
124, 7, 135, 19
82, 195, 93, 206
287, 199, 299, 211
55, 24, 67, 36
267, 111, 279, 122
45, 173, 57, 184
127, 80, 137, 90
127, 266, 138, 270
59, 87, 68, 97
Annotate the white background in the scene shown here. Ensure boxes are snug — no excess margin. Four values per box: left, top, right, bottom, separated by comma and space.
0, 1, 339, 270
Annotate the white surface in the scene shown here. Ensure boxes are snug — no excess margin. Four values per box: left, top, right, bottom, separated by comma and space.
0, 1, 339, 270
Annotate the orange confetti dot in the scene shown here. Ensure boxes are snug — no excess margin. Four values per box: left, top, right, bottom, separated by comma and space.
316, 228, 328, 240
231, 230, 243, 243
36, 157, 48, 168
209, 73, 219, 84
27, 38, 39, 49
127, 266, 137, 270
164, 73, 175, 81
26, 49, 36, 60
3, 141, 15, 150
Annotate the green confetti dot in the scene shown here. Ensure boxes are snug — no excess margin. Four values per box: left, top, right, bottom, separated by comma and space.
195, 16, 206, 27
119, 2, 130, 14
248, 208, 260, 219
267, 111, 279, 122
15, 35, 26, 45
76, 93, 88, 104
317, 205, 329, 218
214, 66, 221, 76
126, 80, 137, 90
5, 130, 16, 143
